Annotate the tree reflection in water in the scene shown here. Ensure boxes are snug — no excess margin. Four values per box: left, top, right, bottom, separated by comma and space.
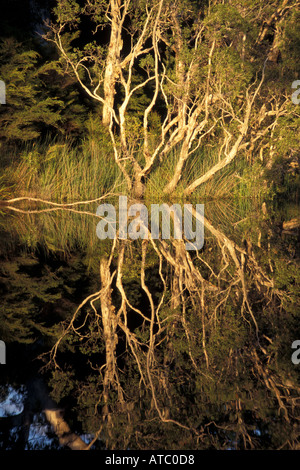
0, 198, 299, 450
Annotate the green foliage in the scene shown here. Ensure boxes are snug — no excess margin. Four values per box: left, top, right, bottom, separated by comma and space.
274, 258, 300, 313
53, 0, 81, 25
281, 9, 300, 77
0, 39, 63, 142
204, 3, 252, 48
49, 368, 76, 403
263, 110, 300, 200
235, 161, 273, 202
0, 255, 64, 343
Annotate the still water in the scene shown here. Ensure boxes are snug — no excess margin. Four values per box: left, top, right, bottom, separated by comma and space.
0, 198, 299, 450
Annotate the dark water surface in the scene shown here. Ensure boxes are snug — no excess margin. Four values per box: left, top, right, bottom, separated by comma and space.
0, 199, 299, 450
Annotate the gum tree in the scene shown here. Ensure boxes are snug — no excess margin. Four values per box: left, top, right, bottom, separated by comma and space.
45, 0, 299, 197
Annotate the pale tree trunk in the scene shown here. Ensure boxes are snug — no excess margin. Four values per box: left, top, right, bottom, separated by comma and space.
170, 241, 186, 310
171, 9, 187, 131
133, 170, 145, 198
164, 138, 190, 194
102, 0, 125, 127
99, 257, 124, 425
100, 257, 118, 393
163, 41, 215, 195
184, 133, 245, 196
161, 12, 191, 195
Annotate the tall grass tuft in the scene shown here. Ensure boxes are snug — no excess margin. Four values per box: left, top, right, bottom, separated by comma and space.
146, 145, 241, 202
3, 120, 124, 202
145, 148, 182, 202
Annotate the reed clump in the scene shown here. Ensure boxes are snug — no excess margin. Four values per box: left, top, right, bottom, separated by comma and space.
1, 131, 123, 203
